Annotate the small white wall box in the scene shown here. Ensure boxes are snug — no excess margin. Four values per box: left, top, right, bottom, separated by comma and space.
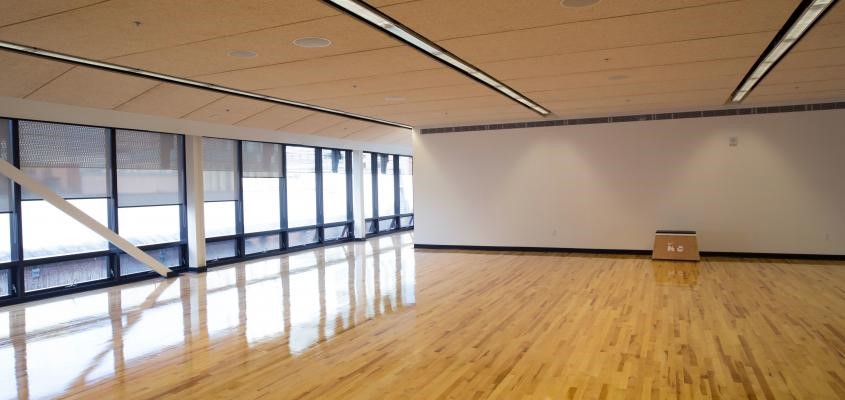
652, 230, 700, 261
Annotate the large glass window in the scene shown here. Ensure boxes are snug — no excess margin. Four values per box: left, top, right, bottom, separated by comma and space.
19, 121, 110, 259
116, 130, 183, 246
241, 141, 282, 233
286, 146, 317, 228
322, 149, 348, 224
203, 138, 238, 238
398, 156, 413, 214
377, 154, 396, 217
363, 152, 373, 219
0, 120, 13, 263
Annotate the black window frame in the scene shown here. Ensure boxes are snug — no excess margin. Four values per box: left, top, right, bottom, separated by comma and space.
0, 117, 189, 306
364, 151, 414, 237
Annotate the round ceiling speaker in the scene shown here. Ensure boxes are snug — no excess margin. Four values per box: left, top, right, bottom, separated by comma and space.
561, 0, 601, 7
293, 37, 332, 48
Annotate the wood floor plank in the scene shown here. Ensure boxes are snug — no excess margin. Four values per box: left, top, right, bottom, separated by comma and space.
0, 233, 844, 399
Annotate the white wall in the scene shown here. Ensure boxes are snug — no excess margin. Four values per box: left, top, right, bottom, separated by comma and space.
0, 96, 411, 155
414, 109, 845, 254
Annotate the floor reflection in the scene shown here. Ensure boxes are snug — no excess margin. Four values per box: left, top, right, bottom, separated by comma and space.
0, 232, 416, 400
651, 260, 700, 286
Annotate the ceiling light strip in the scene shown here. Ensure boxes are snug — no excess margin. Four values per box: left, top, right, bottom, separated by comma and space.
729, 0, 837, 103
0, 40, 413, 130
322, 0, 551, 116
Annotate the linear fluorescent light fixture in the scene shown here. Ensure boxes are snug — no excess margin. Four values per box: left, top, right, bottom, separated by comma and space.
730, 0, 837, 103
322, 0, 552, 116
0, 40, 413, 129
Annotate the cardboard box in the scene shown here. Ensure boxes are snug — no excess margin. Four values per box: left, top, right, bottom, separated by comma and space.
652, 230, 700, 261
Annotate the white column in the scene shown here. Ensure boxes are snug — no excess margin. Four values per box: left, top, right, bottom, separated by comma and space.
351, 149, 366, 239
185, 135, 206, 271
0, 159, 174, 277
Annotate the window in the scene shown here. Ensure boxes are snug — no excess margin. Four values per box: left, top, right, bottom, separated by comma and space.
322, 149, 348, 224
204, 201, 236, 238
116, 130, 184, 246
0, 120, 12, 263
19, 121, 110, 259
288, 228, 319, 247
0, 268, 10, 297
206, 240, 237, 261
245, 234, 281, 254
203, 138, 238, 237
363, 152, 373, 219
377, 154, 396, 217
399, 156, 413, 214
241, 141, 282, 233
24, 256, 109, 292
324, 225, 350, 241
286, 146, 317, 228
120, 246, 181, 276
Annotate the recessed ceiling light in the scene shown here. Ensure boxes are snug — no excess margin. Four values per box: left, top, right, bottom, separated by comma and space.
561, 0, 601, 8
322, 0, 550, 116
227, 50, 257, 58
608, 75, 628, 80
293, 37, 332, 48
730, 0, 835, 103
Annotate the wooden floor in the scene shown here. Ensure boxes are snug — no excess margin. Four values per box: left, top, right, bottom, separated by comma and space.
1, 232, 845, 399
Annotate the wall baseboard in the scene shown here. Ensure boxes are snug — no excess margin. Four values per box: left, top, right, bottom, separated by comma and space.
413, 244, 845, 261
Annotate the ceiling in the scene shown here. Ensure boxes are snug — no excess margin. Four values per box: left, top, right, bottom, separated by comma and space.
0, 0, 843, 144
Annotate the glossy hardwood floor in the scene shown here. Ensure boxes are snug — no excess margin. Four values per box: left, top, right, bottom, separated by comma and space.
1, 233, 845, 399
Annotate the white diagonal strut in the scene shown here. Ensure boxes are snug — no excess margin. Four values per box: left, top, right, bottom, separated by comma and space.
0, 159, 173, 277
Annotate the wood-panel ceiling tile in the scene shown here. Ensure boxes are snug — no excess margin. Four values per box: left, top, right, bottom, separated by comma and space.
0, 0, 337, 59
259, 68, 463, 101
481, 32, 774, 81
348, 95, 518, 117
431, 0, 797, 65
198, 46, 440, 91
27, 66, 158, 109
280, 113, 346, 135
0, 0, 103, 27
376, 0, 732, 41
0, 51, 72, 98
109, 15, 400, 78
763, 65, 845, 85
774, 47, 845, 71
505, 57, 755, 93
235, 106, 312, 131
314, 120, 373, 139
745, 89, 845, 105
116, 83, 224, 118
316, 84, 491, 110
541, 88, 730, 113
182, 95, 271, 124
751, 79, 845, 98
343, 125, 406, 142
527, 75, 737, 104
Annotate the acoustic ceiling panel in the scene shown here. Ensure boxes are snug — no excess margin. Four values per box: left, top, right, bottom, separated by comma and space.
0, 0, 842, 140
27, 66, 159, 109
0, 51, 71, 98
116, 83, 225, 118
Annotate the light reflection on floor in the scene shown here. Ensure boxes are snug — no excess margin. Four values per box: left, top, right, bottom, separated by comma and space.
0, 232, 415, 400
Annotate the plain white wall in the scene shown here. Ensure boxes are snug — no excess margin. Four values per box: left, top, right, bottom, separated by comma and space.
414, 109, 845, 254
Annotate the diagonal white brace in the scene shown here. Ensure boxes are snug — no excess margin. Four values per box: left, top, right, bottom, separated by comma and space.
0, 159, 174, 277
